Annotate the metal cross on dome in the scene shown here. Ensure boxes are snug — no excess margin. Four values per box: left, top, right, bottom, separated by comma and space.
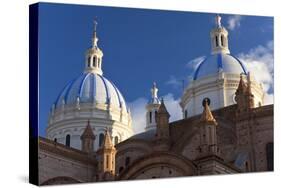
93, 17, 98, 32
215, 14, 222, 28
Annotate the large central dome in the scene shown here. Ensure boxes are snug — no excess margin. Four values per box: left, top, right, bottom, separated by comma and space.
47, 21, 133, 151
193, 53, 247, 80
55, 72, 128, 111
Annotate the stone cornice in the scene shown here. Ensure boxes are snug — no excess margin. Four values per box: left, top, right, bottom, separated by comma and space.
39, 137, 97, 166
49, 103, 131, 126
47, 116, 133, 136
194, 154, 241, 172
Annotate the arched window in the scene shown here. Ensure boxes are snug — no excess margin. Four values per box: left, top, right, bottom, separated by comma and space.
65, 134, 70, 147
99, 133, 104, 147
125, 157, 130, 167
114, 136, 119, 145
221, 35, 224, 46
149, 111, 152, 123
93, 56, 96, 67
266, 142, 273, 171
184, 110, 188, 119
87, 57, 91, 67
54, 138, 57, 143
202, 98, 211, 107
106, 155, 109, 169
215, 36, 219, 47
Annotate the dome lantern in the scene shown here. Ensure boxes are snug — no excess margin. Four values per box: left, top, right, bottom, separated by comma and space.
85, 19, 104, 75
210, 15, 230, 55
145, 82, 161, 132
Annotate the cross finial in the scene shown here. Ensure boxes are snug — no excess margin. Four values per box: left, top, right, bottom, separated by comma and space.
93, 17, 98, 33
215, 14, 222, 28
92, 17, 99, 48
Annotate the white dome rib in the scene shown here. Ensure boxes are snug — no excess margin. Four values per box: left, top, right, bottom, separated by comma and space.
193, 53, 247, 80
54, 72, 127, 111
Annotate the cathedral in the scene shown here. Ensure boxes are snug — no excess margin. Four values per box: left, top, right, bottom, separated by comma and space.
38, 15, 273, 185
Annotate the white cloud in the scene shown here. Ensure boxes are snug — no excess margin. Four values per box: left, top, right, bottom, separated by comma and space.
165, 75, 182, 88
186, 56, 205, 70
227, 15, 242, 30
127, 97, 147, 134
185, 55, 206, 84
166, 56, 205, 89
162, 93, 182, 122
128, 93, 182, 134
238, 40, 274, 104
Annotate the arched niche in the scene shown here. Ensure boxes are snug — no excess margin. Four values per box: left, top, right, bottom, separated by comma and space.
118, 152, 197, 180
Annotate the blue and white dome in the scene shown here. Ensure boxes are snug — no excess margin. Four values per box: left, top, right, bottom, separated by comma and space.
179, 15, 264, 119
193, 53, 247, 80
47, 21, 133, 151
55, 72, 128, 111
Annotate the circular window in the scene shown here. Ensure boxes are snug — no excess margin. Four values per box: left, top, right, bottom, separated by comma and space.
202, 98, 211, 107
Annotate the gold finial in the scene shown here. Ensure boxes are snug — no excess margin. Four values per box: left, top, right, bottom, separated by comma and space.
201, 98, 217, 125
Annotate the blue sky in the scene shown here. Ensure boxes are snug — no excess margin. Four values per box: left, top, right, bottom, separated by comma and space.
38, 3, 273, 135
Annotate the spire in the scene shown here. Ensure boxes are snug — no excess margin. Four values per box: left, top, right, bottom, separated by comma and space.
96, 128, 116, 181
102, 129, 114, 149
92, 19, 99, 48
81, 120, 95, 153
210, 14, 230, 54
235, 73, 255, 110
236, 74, 247, 94
85, 18, 104, 75
155, 99, 170, 139
81, 120, 95, 139
158, 98, 170, 116
201, 99, 217, 125
197, 99, 219, 158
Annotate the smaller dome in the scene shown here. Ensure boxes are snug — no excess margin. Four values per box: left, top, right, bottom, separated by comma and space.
193, 53, 247, 80
54, 72, 128, 111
